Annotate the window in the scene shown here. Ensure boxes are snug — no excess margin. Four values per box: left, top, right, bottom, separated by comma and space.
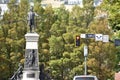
74, 76, 98, 80
1, 0, 9, 4
29, 0, 34, 2
75, 77, 95, 80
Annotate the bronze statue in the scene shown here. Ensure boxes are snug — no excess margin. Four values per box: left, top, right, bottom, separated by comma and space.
27, 6, 38, 33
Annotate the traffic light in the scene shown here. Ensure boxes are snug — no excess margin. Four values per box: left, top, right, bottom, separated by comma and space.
75, 35, 80, 46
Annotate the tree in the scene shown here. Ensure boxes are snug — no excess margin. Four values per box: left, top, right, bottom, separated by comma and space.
0, 0, 119, 80
0, 0, 29, 79
68, 0, 95, 28
88, 18, 117, 80
102, 0, 120, 30
101, 0, 120, 73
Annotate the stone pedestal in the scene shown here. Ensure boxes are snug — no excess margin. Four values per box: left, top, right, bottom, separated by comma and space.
22, 33, 39, 80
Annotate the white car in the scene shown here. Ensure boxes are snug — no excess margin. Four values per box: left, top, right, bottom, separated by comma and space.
73, 75, 98, 80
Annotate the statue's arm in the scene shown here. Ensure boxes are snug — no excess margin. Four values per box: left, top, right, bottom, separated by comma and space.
35, 12, 39, 17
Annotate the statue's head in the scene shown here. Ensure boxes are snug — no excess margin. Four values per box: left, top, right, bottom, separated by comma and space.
30, 6, 33, 12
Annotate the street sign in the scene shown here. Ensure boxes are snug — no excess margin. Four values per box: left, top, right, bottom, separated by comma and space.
86, 34, 95, 38
115, 39, 120, 46
103, 35, 109, 42
81, 34, 109, 42
95, 34, 103, 41
80, 34, 86, 38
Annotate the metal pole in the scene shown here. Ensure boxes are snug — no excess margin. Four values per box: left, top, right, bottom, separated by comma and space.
84, 56, 87, 75
84, 45, 88, 75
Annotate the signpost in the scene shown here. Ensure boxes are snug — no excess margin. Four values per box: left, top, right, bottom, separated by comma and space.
80, 33, 110, 75
79, 33, 120, 77
81, 34, 109, 42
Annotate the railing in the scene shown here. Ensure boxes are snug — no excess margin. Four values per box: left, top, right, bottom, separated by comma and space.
9, 65, 23, 80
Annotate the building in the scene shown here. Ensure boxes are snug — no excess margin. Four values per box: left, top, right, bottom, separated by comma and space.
41, 0, 102, 11
94, 0, 103, 7
0, 0, 103, 16
64, 0, 83, 5
0, 0, 33, 17
0, 0, 9, 16
41, 0, 83, 10
115, 72, 120, 80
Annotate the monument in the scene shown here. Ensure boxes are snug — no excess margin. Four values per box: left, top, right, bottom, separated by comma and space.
22, 6, 39, 80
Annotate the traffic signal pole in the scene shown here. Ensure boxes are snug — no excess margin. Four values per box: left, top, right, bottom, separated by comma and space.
84, 56, 87, 75
80, 33, 109, 76
76, 34, 88, 75
84, 45, 88, 75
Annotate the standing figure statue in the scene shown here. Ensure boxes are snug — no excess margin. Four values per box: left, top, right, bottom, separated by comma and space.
27, 6, 38, 33
28, 49, 36, 67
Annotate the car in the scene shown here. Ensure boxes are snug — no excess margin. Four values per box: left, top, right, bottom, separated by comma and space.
73, 75, 98, 80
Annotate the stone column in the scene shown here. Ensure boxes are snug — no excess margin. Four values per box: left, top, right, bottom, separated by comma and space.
22, 33, 39, 80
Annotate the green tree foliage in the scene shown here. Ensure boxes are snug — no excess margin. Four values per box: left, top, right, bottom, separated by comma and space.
88, 18, 117, 80
102, 0, 120, 73
0, 0, 119, 80
69, 0, 95, 28
103, 0, 120, 30
83, 0, 95, 28
0, 0, 29, 79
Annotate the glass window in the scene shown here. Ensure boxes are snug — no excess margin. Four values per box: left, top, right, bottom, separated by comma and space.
1, 0, 10, 4
75, 77, 95, 80
29, 0, 34, 2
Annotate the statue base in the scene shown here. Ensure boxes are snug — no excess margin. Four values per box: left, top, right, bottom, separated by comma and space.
22, 32, 40, 80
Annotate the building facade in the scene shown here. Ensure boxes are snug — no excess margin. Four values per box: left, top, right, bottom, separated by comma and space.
0, 0, 103, 16
0, 0, 9, 16
0, 0, 33, 17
